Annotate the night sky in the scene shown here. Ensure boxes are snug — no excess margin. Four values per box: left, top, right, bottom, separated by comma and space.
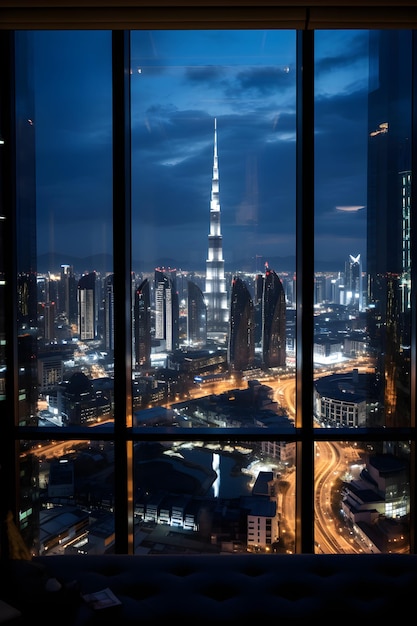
31, 29, 369, 275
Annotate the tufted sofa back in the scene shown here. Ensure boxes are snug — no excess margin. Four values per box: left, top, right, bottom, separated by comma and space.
2, 552, 415, 625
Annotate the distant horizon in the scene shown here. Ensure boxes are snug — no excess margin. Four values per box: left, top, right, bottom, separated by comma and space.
36, 250, 365, 278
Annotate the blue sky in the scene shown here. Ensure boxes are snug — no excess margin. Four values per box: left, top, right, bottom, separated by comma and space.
32, 29, 369, 274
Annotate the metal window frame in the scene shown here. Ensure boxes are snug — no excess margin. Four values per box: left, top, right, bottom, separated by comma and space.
0, 20, 415, 555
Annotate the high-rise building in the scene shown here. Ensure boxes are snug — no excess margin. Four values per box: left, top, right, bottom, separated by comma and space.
42, 301, 56, 342
187, 280, 207, 346
104, 274, 115, 354
262, 265, 286, 368
314, 274, 327, 306
253, 272, 264, 344
400, 170, 412, 317
154, 267, 179, 353
59, 264, 77, 326
134, 277, 151, 369
330, 273, 343, 304
366, 30, 412, 427
228, 276, 255, 371
254, 273, 264, 304
204, 118, 228, 336
77, 272, 96, 341
345, 254, 363, 311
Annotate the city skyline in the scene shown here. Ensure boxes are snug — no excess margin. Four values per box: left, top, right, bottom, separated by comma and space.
31, 29, 368, 274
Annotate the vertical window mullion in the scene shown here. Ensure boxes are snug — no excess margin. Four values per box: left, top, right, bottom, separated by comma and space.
112, 29, 133, 554
0, 30, 20, 557
295, 28, 315, 553
409, 29, 417, 554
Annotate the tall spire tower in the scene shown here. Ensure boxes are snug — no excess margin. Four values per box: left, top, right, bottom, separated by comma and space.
204, 118, 229, 337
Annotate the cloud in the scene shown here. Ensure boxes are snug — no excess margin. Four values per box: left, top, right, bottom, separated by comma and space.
335, 206, 366, 212
34, 29, 371, 271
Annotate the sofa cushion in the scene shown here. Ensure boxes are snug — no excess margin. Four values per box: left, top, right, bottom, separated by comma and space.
4, 553, 417, 625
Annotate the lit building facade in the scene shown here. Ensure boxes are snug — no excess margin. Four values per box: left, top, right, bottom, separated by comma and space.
187, 280, 207, 346
41, 301, 56, 342
134, 277, 151, 369
154, 267, 179, 353
37, 352, 64, 393
313, 369, 379, 428
262, 266, 286, 368
345, 253, 363, 311
204, 118, 228, 335
341, 453, 410, 551
59, 264, 77, 326
228, 276, 255, 371
77, 272, 97, 341
104, 273, 115, 354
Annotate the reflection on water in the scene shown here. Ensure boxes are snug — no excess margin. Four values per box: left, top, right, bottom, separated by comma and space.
179, 448, 252, 499
212, 452, 220, 497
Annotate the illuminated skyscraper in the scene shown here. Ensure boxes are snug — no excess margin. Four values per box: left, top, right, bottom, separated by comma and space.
59, 264, 77, 325
77, 272, 96, 341
228, 276, 255, 371
345, 253, 363, 311
154, 267, 179, 353
187, 280, 207, 346
399, 169, 411, 316
204, 118, 228, 336
262, 265, 286, 368
104, 273, 115, 354
42, 301, 56, 342
134, 278, 151, 369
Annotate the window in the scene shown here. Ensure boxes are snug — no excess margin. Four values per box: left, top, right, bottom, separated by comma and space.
0, 3, 415, 557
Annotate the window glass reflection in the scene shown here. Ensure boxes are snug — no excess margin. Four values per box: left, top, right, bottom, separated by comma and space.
16, 31, 114, 428
314, 31, 412, 429
14, 30, 114, 554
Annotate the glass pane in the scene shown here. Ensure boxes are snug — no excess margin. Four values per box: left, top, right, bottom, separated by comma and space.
134, 439, 295, 554
20, 439, 115, 556
15, 31, 114, 429
314, 440, 410, 554
14, 31, 113, 554
0, 170, 4, 405
130, 30, 296, 430
314, 30, 412, 429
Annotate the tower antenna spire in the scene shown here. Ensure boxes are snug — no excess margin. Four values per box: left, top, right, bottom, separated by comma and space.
204, 118, 228, 337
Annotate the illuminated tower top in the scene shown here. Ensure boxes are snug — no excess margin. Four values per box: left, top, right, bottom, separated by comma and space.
210, 117, 220, 234
345, 253, 363, 312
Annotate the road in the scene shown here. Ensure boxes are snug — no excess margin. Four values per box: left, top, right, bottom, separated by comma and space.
31, 362, 371, 554
315, 441, 364, 553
